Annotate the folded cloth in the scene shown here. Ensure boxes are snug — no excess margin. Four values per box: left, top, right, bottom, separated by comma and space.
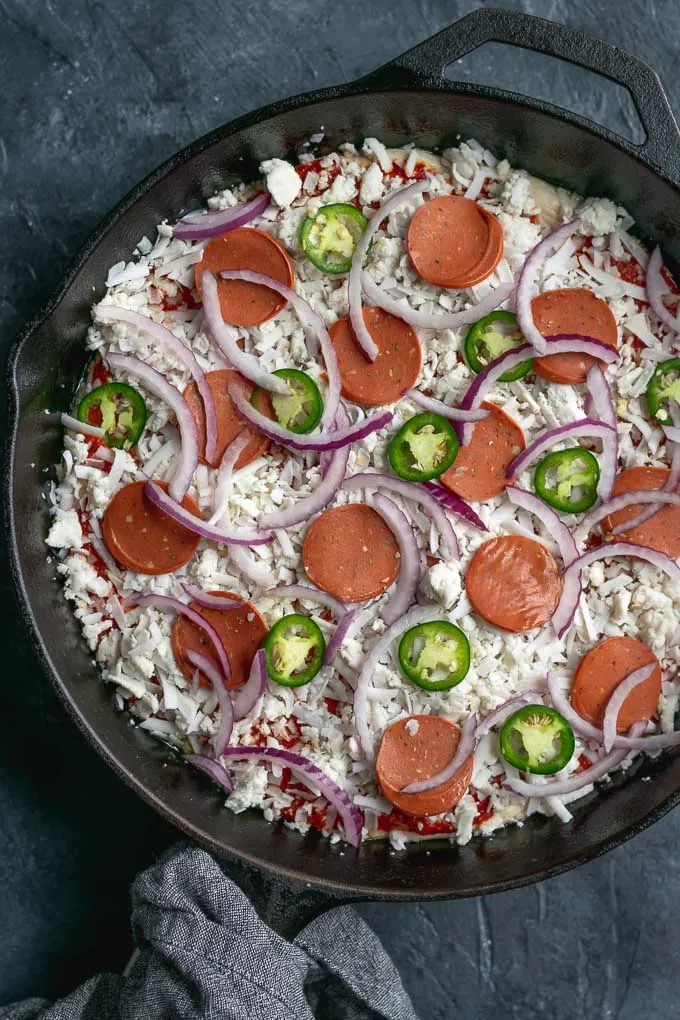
0, 844, 419, 1020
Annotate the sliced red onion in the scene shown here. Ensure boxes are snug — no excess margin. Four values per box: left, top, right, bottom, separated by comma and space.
228, 383, 391, 452
475, 691, 546, 737
186, 649, 234, 754
355, 605, 441, 760
460, 335, 617, 444
144, 480, 273, 546
60, 412, 105, 439
421, 482, 487, 531
506, 419, 616, 504
231, 648, 267, 721
106, 353, 198, 502
402, 713, 478, 793
619, 425, 680, 533
219, 269, 341, 428
96, 305, 218, 463
663, 423, 680, 445
201, 271, 290, 395
341, 472, 459, 558
209, 432, 250, 526
258, 404, 350, 529
362, 272, 514, 331
646, 246, 680, 334
173, 190, 270, 240
574, 489, 680, 546
128, 592, 231, 682
602, 663, 656, 753
371, 492, 421, 626
405, 389, 490, 422
349, 180, 431, 361
516, 219, 581, 354
324, 609, 357, 665
221, 746, 363, 846
181, 584, 242, 610
506, 486, 578, 565
586, 364, 616, 428
265, 584, 346, 619
552, 541, 680, 639
185, 754, 235, 793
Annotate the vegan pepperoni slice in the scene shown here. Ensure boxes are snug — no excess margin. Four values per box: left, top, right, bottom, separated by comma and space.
194, 227, 294, 327
102, 480, 200, 575
376, 715, 474, 817
172, 591, 267, 691
183, 369, 271, 469
571, 636, 662, 730
407, 195, 503, 289
328, 308, 422, 406
466, 535, 561, 632
602, 466, 680, 559
532, 288, 618, 384
439, 402, 525, 502
302, 503, 400, 602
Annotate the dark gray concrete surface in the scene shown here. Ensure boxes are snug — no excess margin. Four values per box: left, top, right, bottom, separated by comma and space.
2, 0, 680, 1015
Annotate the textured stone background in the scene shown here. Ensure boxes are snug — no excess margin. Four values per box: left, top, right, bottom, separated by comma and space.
2, 1, 680, 1016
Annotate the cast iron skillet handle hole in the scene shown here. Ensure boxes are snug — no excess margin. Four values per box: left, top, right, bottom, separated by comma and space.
359, 6, 680, 186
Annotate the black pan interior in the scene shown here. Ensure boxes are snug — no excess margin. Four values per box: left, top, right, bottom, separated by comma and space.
8, 85, 680, 898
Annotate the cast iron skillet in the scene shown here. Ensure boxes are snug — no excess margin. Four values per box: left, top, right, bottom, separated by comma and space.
7, 8, 680, 924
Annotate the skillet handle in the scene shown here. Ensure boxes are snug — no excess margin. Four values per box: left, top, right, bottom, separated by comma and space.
362, 6, 680, 182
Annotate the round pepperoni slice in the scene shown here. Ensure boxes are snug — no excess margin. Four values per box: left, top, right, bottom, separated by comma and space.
439, 402, 525, 502
194, 227, 294, 327
183, 369, 271, 469
302, 504, 400, 602
172, 591, 267, 691
376, 715, 474, 817
447, 207, 505, 289
532, 288, 618, 384
466, 535, 561, 632
601, 466, 680, 558
102, 480, 200, 575
407, 195, 499, 289
328, 308, 422, 406
571, 636, 661, 730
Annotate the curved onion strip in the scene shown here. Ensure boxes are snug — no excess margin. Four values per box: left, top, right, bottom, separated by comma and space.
231, 648, 267, 721
220, 269, 341, 428
349, 181, 431, 361
221, 746, 363, 846
186, 649, 234, 755
173, 190, 270, 240
552, 541, 680, 639
402, 713, 478, 793
618, 424, 680, 533
185, 754, 235, 793
516, 219, 581, 354
106, 353, 198, 502
506, 486, 578, 565
602, 663, 656, 753
371, 493, 421, 625
573, 489, 680, 547
460, 336, 617, 445
258, 404, 350, 529
228, 383, 391, 451
646, 246, 680, 334
61, 412, 105, 439
405, 389, 490, 422
96, 304, 219, 463
355, 606, 442, 760
341, 472, 459, 559
181, 584, 242, 610
128, 593, 231, 682
144, 480, 273, 545
325, 609, 357, 665
586, 364, 617, 500
266, 584, 346, 619
475, 691, 546, 737
362, 272, 514, 331
507, 419, 615, 482
201, 272, 290, 395
421, 482, 487, 531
